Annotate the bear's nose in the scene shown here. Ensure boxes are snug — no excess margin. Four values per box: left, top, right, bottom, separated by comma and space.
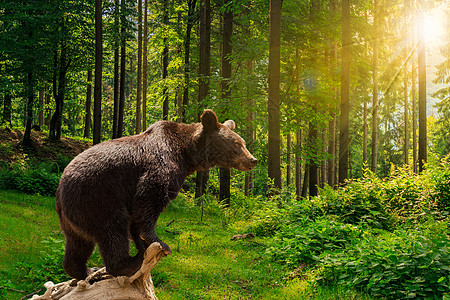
249, 156, 257, 166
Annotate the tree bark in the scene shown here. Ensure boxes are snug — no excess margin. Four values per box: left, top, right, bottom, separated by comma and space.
118, 2, 127, 138
84, 70, 92, 138
371, 0, 379, 174
412, 37, 417, 173
2, 93, 12, 126
220, 2, 232, 206
136, 0, 143, 133
181, 0, 197, 122
142, 0, 148, 129
418, 38, 426, 172
50, 46, 68, 141
38, 90, 44, 127
93, 0, 103, 145
112, 0, 120, 139
339, 0, 350, 184
162, 0, 169, 120
22, 70, 34, 147
195, 0, 211, 200
268, 0, 282, 190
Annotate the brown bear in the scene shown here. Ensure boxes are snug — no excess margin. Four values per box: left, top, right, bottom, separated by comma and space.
56, 109, 257, 280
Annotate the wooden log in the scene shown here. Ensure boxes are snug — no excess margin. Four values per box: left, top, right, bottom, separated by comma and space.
30, 242, 169, 300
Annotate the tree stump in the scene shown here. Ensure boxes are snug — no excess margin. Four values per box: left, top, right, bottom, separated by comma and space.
30, 242, 169, 300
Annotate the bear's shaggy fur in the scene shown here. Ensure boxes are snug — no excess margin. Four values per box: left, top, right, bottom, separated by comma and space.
56, 110, 257, 280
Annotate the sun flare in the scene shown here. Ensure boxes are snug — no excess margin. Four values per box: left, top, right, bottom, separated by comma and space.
418, 7, 447, 43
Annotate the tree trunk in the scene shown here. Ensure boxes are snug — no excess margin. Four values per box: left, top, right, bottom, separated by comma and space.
118, 5, 127, 138
308, 124, 318, 197
412, 37, 417, 173
38, 90, 44, 127
50, 46, 68, 141
268, 0, 282, 190
136, 0, 143, 132
339, 0, 350, 184
363, 100, 367, 165
142, 0, 148, 129
112, 0, 120, 139
295, 129, 302, 199
93, 0, 103, 145
2, 93, 12, 126
22, 70, 34, 147
181, 0, 197, 122
195, 0, 211, 200
162, 0, 169, 120
286, 133, 291, 187
84, 70, 93, 138
404, 32, 409, 166
220, 2, 232, 206
418, 37, 426, 172
244, 60, 255, 196
44, 91, 51, 127
371, 0, 379, 174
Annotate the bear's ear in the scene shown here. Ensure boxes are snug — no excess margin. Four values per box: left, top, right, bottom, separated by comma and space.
223, 120, 235, 130
201, 109, 220, 132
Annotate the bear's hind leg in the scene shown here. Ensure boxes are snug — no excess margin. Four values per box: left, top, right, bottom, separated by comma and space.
63, 232, 95, 280
97, 229, 144, 277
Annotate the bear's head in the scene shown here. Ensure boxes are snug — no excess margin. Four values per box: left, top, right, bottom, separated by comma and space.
198, 109, 257, 171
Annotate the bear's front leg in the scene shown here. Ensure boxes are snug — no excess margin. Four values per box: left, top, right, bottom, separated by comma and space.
132, 191, 172, 254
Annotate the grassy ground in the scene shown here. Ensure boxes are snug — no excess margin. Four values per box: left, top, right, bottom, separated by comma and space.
0, 190, 372, 300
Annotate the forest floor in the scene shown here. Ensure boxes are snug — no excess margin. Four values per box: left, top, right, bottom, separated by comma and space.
0, 126, 91, 164
0, 190, 373, 300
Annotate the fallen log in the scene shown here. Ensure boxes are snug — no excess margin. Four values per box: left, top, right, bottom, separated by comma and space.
30, 242, 170, 300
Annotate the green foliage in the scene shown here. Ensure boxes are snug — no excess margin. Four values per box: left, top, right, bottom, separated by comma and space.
0, 159, 63, 196
319, 222, 450, 299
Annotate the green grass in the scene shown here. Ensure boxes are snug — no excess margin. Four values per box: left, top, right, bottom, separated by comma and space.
0, 190, 373, 299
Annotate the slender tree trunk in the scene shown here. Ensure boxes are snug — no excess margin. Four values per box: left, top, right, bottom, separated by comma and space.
244, 60, 255, 196
38, 90, 44, 127
50, 46, 68, 141
142, 0, 148, 129
286, 133, 291, 187
404, 53, 409, 166
162, 0, 169, 120
195, 0, 211, 200
308, 124, 318, 196
363, 100, 367, 164
412, 37, 417, 173
268, 0, 282, 190
418, 38, 426, 172
44, 91, 51, 127
93, 0, 103, 145
181, 0, 197, 122
118, 5, 126, 138
112, 0, 120, 138
136, 0, 143, 132
23, 70, 34, 146
84, 70, 93, 138
339, 0, 350, 184
371, 0, 379, 174
295, 129, 302, 199
220, 2, 232, 206
301, 163, 309, 198
2, 93, 12, 125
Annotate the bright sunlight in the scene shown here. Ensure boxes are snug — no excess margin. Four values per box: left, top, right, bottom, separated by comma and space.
418, 5, 447, 44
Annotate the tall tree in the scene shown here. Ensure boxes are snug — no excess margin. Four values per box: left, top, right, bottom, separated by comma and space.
181, 0, 197, 122
112, 0, 120, 139
339, 0, 351, 184
162, 0, 169, 120
220, 0, 233, 205
117, 0, 127, 138
268, 0, 282, 190
195, 0, 211, 200
136, 0, 143, 132
142, 0, 148, 130
93, 0, 102, 144
418, 16, 427, 172
371, 0, 379, 173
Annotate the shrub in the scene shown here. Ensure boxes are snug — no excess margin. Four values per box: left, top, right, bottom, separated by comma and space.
318, 222, 450, 299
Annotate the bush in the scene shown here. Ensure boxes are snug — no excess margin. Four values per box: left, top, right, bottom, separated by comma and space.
318, 222, 450, 299
0, 160, 61, 196
266, 216, 363, 268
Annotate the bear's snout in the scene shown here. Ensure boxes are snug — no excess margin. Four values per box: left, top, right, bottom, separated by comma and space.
249, 156, 257, 167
